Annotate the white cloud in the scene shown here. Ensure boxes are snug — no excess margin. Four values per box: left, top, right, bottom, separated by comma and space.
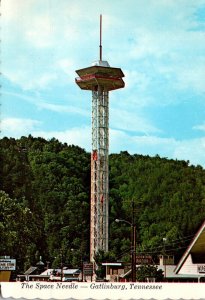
174, 137, 205, 166
32, 126, 91, 151
2, 0, 37, 22
3, 90, 89, 117
38, 102, 89, 117
110, 129, 205, 167
123, 70, 150, 91
117, 134, 177, 158
4, 68, 58, 91
127, 25, 205, 95
193, 123, 205, 131
175, 61, 205, 94
3, 90, 38, 105
37, 74, 58, 89
57, 59, 77, 81
110, 108, 160, 134
25, 16, 55, 48
1, 117, 41, 137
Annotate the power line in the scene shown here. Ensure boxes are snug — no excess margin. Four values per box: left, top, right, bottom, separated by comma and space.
112, 233, 204, 258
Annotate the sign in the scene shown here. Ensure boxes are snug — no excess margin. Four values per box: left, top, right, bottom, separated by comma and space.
0, 259, 16, 271
197, 265, 205, 273
83, 263, 93, 276
136, 255, 153, 265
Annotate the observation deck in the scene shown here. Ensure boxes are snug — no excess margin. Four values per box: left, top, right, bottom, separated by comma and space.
75, 60, 125, 91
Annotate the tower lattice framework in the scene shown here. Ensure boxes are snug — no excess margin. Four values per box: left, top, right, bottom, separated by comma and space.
75, 16, 124, 262
91, 87, 109, 258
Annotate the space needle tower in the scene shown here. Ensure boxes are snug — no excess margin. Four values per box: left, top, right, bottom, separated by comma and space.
75, 15, 125, 262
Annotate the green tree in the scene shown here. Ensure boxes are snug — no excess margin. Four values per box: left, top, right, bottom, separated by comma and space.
1, 136, 205, 272
136, 265, 164, 282
0, 190, 39, 271
94, 250, 116, 279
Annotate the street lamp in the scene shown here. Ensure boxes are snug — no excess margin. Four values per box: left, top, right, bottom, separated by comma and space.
115, 219, 136, 282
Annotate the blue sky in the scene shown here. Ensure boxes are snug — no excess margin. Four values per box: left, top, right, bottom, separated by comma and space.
1, 0, 205, 167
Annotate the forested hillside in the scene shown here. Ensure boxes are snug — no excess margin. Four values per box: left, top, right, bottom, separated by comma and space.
1, 136, 205, 272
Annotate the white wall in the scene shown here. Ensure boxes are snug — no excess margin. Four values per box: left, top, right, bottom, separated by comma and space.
178, 254, 199, 275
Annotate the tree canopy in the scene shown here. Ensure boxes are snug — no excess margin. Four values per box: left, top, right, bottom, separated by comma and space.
1, 136, 205, 272
136, 265, 164, 282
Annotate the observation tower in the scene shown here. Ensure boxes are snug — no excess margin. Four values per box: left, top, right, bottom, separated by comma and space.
75, 16, 125, 262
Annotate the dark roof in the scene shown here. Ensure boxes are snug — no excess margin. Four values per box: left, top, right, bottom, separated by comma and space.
24, 266, 37, 275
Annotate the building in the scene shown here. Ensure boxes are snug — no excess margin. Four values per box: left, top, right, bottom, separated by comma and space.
47, 268, 81, 282
101, 262, 126, 282
17, 267, 49, 282
0, 257, 16, 282
175, 220, 205, 282
17, 268, 81, 282
102, 257, 176, 282
102, 221, 205, 282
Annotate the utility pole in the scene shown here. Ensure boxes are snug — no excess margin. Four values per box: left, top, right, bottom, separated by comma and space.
131, 200, 136, 282
163, 238, 167, 281
131, 224, 136, 282
60, 250, 63, 282
115, 201, 136, 283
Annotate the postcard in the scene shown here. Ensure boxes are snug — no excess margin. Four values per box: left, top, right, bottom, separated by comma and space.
1, 0, 205, 299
